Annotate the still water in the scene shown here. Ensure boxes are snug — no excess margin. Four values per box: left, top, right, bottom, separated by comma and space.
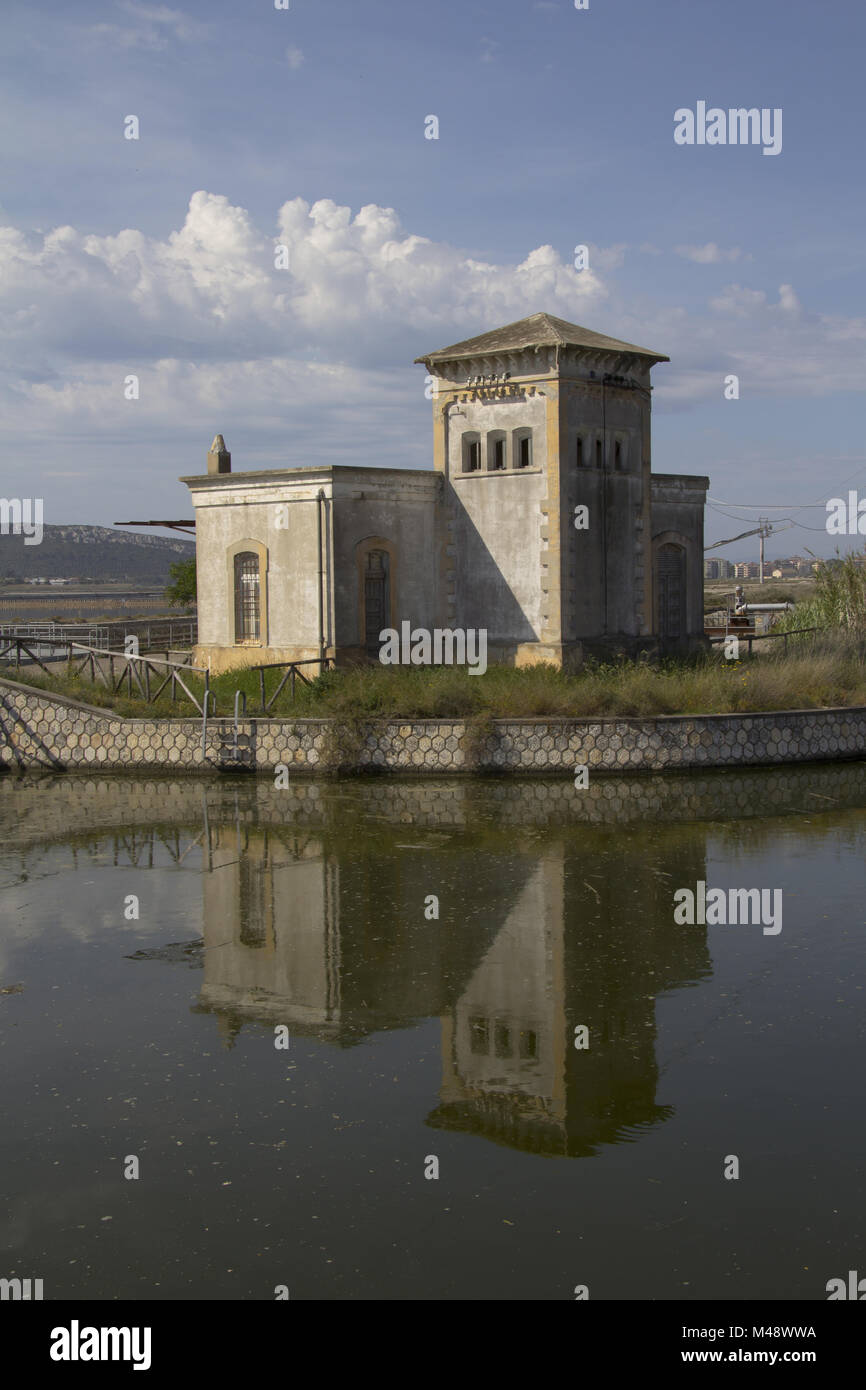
1, 767, 864, 1301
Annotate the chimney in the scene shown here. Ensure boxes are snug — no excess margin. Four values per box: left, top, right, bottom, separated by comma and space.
207, 434, 231, 474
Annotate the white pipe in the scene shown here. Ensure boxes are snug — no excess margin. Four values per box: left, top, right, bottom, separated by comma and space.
740, 603, 792, 612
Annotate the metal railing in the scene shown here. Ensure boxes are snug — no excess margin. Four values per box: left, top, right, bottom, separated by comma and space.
249, 657, 333, 712
0, 616, 197, 650
0, 637, 210, 715
0, 640, 335, 718
708, 626, 822, 656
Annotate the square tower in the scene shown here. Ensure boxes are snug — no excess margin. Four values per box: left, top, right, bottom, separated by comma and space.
415, 312, 673, 666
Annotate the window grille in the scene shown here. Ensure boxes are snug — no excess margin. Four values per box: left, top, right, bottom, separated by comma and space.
234, 551, 260, 642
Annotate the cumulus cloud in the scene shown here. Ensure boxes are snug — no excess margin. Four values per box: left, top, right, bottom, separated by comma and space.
708, 282, 800, 317
589, 243, 628, 271
0, 190, 606, 374
0, 189, 864, 516
90, 1, 208, 49
675, 242, 743, 264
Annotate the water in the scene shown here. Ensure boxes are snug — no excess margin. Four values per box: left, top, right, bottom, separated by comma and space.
1, 767, 864, 1301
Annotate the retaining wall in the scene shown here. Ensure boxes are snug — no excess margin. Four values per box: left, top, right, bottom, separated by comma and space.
2, 676, 865, 775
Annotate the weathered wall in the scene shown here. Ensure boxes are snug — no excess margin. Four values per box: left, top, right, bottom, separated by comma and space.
331, 468, 441, 657
2, 677, 864, 776
443, 389, 549, 647
184, 467, 329, 672
650, 473, 709, 643
561, 367, 650, 642
183, 466, 440, 673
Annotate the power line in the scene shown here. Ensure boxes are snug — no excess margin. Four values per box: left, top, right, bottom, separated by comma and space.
708, 497, 825, 510
708, 459, 866, 512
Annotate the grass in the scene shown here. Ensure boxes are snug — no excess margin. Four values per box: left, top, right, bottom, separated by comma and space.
8, 632, 866, 720
775, 550, 866, 641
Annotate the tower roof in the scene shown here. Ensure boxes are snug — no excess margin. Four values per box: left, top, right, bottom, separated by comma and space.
414, 312, 669, 366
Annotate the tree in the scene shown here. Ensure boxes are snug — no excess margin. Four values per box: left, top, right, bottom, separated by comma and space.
165, 557, 196, 609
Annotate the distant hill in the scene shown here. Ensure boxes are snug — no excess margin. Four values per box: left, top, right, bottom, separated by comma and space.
0, 525, 194, 583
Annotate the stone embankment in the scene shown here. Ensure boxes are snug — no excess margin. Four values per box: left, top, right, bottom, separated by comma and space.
1, 676, 864, 775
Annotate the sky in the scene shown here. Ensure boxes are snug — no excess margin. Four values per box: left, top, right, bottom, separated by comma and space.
1, 0, 865, 560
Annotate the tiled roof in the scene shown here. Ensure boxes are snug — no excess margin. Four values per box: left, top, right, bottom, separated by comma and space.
415, 311, 669, 365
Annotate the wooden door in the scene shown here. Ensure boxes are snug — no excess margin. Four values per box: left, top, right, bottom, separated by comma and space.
364, 550, 390, 656
657, 543, 686, 640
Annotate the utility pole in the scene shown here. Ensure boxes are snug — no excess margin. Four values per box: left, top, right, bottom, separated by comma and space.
759, 517, 769, 585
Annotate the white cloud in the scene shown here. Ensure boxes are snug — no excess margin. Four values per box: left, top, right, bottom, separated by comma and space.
90, 1, 208, 49
0, 190, 608, 377
675, 242, 743, 264
285, 46, 304, 70
708, 282, 798, 317
589, 242, 628, 271
1, 189, 865, 517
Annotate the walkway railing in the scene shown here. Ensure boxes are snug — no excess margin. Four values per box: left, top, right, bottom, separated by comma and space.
708, 626, 822, 656
0, 616, 197, 650
0, 638, 210, 715
249, 657, 334, 712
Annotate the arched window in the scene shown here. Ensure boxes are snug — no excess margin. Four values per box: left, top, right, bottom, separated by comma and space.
234, 551, 261, 642
487, 430, 507, 471
513, 427, 533, 469
462, 432, 481, 472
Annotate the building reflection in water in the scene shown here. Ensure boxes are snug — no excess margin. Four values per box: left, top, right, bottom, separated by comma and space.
193, 787, 713, 1157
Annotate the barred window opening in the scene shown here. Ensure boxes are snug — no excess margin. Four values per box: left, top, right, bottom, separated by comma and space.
234, 551, 261, 642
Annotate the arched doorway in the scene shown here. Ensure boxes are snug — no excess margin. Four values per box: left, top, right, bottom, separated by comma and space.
656, 543, 686, 641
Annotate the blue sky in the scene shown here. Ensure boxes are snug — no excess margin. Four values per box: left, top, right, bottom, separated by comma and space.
2, 0, 865, 559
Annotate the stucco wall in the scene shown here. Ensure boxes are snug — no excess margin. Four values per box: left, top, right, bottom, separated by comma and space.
331, 469, 441, 653
440, 387, 549, 643
184, 466, 440, 673
186, 469, 330, 671
650, 473, 709, 640
562, 376, 649, 640
446, 469, 548, 642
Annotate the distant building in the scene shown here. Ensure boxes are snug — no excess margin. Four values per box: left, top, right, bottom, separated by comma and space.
705, 558, 734, 580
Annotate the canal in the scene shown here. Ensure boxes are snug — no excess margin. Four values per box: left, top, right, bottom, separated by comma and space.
0, 767, 863, 1300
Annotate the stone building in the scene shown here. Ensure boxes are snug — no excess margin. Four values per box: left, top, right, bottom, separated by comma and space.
182, 312, 708, 674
